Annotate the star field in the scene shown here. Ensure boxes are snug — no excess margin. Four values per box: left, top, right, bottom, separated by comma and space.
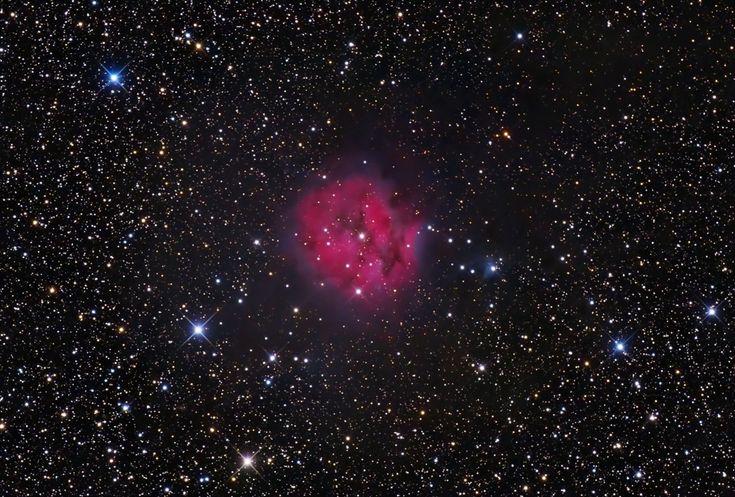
2, 2, 734, 496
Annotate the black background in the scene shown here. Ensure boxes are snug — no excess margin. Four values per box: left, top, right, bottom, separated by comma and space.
2, 2, 733, 496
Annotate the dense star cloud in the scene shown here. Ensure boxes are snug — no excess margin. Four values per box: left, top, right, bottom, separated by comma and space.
2, 2, 734, 497
293, 175, 421, 301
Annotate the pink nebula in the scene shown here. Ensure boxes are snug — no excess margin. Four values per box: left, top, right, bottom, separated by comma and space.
295, 176, 421, 300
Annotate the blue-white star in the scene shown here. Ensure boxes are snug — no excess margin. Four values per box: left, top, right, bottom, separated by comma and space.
101, 63, 129, 91
181, 312, 217, 347
703, 300, 725, 322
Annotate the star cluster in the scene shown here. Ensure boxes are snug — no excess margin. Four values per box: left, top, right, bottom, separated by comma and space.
2, 2, 734, 496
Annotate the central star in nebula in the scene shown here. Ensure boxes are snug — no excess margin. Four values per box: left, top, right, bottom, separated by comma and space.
294, 175, 422, 301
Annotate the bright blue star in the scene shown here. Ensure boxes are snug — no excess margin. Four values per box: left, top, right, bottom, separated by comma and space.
704, 301, 725, 322
483, 260, 499, 279
104, 68, 123, 86
181, 312, 217, 347
101, 63, 129, 90
612, 335, 634, 354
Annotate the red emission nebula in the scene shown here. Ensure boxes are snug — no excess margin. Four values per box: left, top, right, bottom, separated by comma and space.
294, 175, 422, 301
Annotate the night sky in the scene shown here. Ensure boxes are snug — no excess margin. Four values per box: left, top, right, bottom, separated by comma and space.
2, 2, 734, 496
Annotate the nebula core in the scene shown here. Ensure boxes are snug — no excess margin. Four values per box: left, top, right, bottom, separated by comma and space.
295, 176, 422, 300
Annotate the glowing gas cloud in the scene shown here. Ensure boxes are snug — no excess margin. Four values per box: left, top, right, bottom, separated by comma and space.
294, 175, 422, 300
